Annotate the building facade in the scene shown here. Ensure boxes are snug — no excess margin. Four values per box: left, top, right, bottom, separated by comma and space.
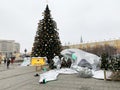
0, 40, 20, 57
64, 39, 120, 54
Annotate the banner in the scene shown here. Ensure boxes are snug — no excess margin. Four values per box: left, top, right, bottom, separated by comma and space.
31, 57, 46, 66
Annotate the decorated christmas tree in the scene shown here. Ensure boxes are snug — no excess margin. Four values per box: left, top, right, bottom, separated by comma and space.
31, 5, 62, 68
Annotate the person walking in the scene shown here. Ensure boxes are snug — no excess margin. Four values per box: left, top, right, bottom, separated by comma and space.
0, 54, 2, 64
7, 58, 10, 69
4, 57, 7, 65
11, 57, 15, 64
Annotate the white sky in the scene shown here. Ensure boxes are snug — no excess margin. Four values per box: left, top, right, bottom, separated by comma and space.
0, 0, 120, 53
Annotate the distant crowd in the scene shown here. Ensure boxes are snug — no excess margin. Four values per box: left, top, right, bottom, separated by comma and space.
0, 55, 15, 69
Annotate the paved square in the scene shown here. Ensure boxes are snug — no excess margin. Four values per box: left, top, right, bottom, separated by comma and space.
0, 64, 120, 90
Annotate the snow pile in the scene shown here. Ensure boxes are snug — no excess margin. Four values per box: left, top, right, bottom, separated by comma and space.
39, 49, 112, 83
92, 70, 112, 79
21, 57, 31, 66
39, 68, 78, 83
61, 49, 101, 71
77, 67, 93, 78
39, 70, 59, 83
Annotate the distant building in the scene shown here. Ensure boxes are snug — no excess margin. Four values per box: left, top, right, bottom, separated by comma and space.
63, 39, 120, 53
0, 40, 20, 57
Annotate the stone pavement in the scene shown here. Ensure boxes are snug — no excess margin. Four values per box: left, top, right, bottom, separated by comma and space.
0, 62, 20, 72
0, 64, 120, 90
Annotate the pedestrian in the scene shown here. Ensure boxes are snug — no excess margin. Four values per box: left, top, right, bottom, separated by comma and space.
4, 57, 7, 64
11, 57, 15, 64
7, 58, 10, 69
0, 54, 2, 64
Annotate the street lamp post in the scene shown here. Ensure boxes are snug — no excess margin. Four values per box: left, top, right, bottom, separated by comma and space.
24, 48, 27, 57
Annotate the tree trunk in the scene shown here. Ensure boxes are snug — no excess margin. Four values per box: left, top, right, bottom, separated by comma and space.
104, 69, 107, 81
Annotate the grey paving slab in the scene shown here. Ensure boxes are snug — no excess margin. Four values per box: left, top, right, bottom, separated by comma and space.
0, 64, 120, 90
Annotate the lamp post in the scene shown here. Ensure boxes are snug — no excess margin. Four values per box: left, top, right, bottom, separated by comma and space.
24, 48, 27, 57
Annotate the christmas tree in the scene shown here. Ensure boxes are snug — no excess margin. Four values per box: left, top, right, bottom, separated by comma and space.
31, 5, 62, 68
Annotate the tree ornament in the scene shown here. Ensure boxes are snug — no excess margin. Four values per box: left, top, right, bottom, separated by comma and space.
45, 44, 47, 46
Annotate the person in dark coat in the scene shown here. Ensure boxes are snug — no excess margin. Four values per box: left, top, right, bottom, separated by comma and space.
4, 57, 7, 64
7, 58, 11, 69
11, 57, 15, 64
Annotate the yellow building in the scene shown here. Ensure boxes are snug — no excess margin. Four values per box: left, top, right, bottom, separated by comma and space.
64, 39, 120, 53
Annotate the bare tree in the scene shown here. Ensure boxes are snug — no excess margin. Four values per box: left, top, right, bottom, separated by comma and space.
85, 45, 117, 56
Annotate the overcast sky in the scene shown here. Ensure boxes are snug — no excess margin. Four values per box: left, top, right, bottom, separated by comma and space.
0, 0, 120, 53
